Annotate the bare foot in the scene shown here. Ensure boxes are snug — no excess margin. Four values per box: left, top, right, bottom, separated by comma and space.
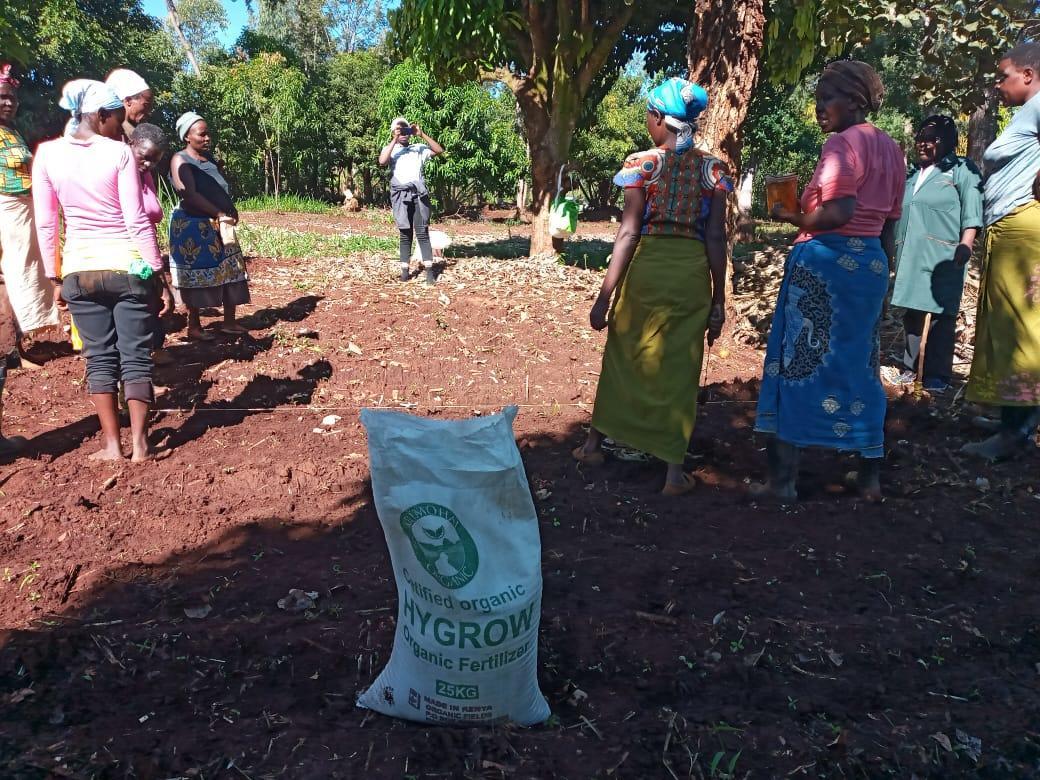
17, 351, 44, 371
89, 446, 125, 462
219, 321, 249, 335
131, 448, 154, 463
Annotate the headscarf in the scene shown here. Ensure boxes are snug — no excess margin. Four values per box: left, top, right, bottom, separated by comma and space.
819, 60, 885, 113
647, 77, 708, 154
0, 64, 19, 88
105, 68, 150, 100
176, 111, 204, 141
59, 79, 123, 136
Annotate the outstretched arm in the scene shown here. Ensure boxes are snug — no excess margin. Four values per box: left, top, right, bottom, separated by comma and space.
772, 197, 856, 233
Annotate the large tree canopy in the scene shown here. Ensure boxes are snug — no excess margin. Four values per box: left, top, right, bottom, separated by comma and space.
766, 0, 1036, 107
390, 0, 689, 255
3, 0, 178, 144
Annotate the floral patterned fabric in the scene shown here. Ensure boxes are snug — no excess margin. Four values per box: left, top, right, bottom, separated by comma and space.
755, 233, 889, 458
613, 146, 733, 242
0, 127, 32, 196
168, 209, 248, 290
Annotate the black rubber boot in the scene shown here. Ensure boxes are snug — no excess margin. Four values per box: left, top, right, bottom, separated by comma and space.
854, 456, 882, 502
750, 437, 799, 500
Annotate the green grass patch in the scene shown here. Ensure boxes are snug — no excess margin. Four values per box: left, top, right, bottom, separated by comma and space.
237, 194, 335, 214
238, 224, 396, 259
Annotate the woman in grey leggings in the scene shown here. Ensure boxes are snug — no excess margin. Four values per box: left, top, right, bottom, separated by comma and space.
378, 117, 444, 285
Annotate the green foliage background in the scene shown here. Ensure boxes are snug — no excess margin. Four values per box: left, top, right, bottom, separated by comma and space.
1, 0, 1034, 217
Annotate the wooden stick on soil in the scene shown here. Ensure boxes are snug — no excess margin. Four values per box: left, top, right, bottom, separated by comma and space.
915, 312, 932, 392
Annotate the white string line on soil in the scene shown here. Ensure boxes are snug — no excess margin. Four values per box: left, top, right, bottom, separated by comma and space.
152, 400, 757, 413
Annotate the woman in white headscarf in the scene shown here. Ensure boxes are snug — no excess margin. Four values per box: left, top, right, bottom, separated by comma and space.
105, 68, 154, 141
168, 111, 249, 339
33, 80, 164, 462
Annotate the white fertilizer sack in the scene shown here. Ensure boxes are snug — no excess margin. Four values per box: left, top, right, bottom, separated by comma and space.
357, 406, 550, 726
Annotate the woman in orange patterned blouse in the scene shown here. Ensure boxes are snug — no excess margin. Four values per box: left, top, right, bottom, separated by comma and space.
573, 77, 730, 496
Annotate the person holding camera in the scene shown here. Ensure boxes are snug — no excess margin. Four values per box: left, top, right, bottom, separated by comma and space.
378, 117, 443, 285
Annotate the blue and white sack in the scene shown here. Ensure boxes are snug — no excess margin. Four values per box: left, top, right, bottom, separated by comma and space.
357, 406, 550, 726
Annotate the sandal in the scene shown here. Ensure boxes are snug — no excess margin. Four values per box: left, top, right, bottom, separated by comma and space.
661, 472, 697, 497
186, 329, 216, 342
571, 445, 605, 466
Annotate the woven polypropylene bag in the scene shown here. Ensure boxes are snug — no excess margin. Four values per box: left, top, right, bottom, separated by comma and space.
357, 406, 550, 726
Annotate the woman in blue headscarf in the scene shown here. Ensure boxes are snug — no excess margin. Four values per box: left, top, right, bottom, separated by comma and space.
573, 77, 732, 496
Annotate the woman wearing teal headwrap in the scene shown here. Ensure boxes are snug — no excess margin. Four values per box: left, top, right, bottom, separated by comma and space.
574, 77, 732, 496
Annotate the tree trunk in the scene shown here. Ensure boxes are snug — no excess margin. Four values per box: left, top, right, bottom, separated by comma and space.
516, 86, 575, 257
967, 94, 999, 168
164, 0, 201, 77
362, 169, 374, 204
515, 178, 528, 215
686, 0, 766, 174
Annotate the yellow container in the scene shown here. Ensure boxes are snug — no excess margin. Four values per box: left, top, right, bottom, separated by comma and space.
70, 318, 82, 352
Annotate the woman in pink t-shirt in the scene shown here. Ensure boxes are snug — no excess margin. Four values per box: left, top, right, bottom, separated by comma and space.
33, 80, 164, 463
752, 61, 905, 502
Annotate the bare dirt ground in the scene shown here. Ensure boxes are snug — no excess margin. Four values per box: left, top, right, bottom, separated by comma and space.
1, 213, 1038, 779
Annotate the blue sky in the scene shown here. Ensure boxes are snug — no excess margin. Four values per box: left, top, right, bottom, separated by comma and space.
141, 0, 251, 47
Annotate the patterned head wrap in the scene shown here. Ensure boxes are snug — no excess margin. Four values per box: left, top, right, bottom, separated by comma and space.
59, 79, 123, 135
646, 77, 709, 154
0, 64, 19, 88
176, 111, 204, 141
105, 69, 150, 100
819, 60, 885, 113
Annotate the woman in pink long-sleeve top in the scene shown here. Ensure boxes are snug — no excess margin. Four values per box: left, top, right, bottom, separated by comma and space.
33, 80, 164, 462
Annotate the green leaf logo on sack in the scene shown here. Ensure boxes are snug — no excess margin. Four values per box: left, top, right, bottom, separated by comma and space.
400, 503, 479, 589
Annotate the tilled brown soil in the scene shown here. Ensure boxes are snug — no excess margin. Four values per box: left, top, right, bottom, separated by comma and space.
1, 224, 1038, 779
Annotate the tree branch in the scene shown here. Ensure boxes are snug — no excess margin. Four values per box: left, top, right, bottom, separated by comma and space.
577, 5, 637, 97
480, 66, 521, 93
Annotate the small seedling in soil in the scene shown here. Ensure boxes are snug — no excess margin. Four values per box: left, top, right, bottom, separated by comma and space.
18, 562, 40, 592
708, 749, 742, 779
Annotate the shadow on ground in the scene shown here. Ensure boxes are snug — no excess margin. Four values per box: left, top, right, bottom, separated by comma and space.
2, 382, 1039, 777
446, 237, 614, 270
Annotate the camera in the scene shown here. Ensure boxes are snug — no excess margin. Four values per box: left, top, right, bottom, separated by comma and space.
400, 126, 414, 136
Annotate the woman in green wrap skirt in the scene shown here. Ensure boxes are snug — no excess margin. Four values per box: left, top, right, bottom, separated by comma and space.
572, 77, 729, 496
963, 43, 1040, 459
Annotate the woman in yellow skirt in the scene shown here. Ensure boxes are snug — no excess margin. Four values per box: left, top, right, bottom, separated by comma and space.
573, 77, 729, 495
963, 43, 1040, 459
